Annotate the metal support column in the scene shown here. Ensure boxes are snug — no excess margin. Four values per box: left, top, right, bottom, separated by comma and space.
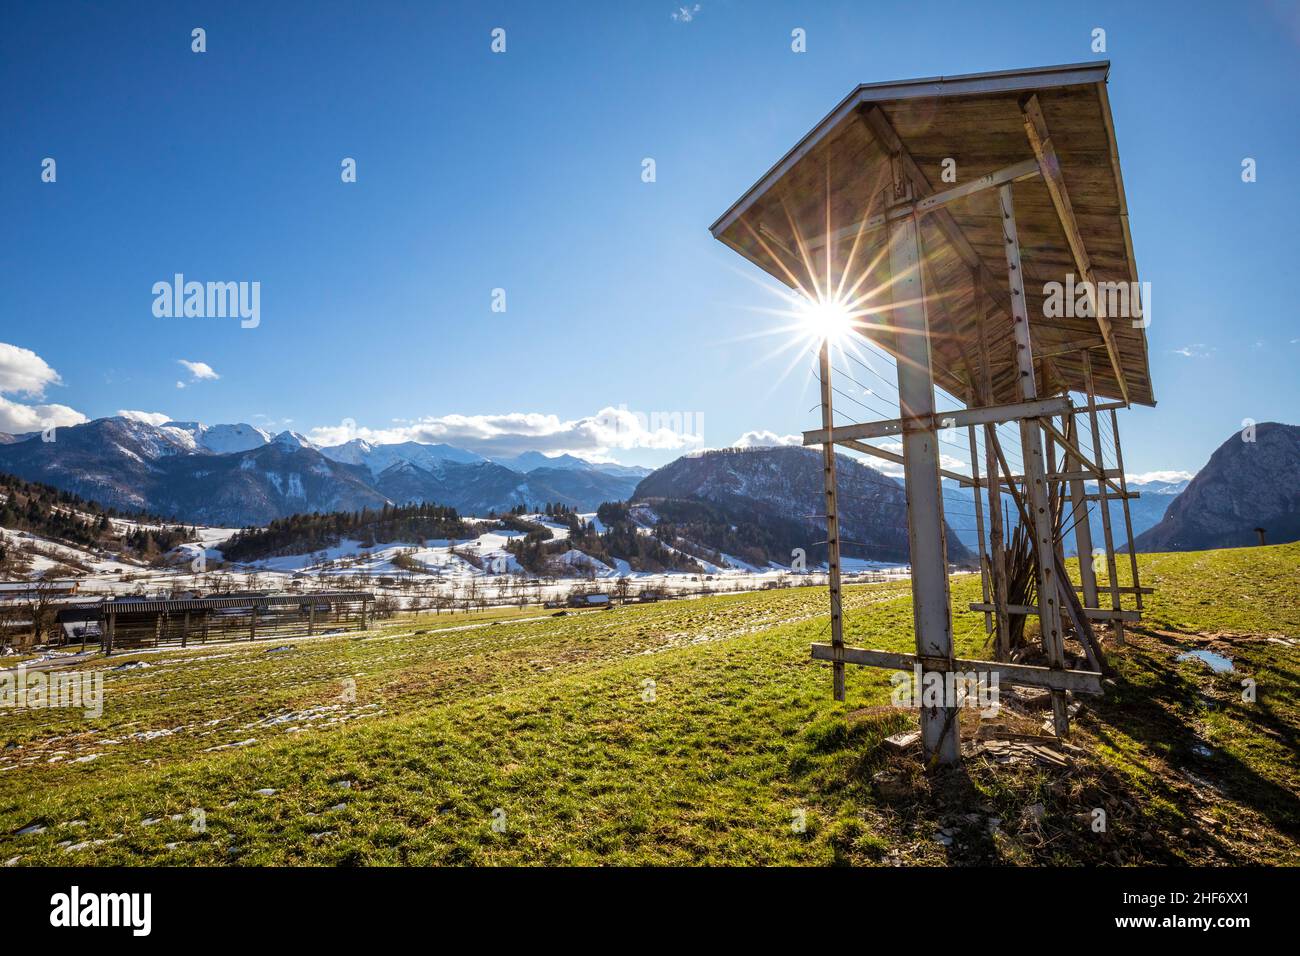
889, 184, 958, 765
999, 182, 1069, 737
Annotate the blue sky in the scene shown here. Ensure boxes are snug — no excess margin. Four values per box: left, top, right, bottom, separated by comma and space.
1, 0, 1296, 476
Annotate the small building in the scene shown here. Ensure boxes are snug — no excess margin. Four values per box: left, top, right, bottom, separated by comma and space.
99, 591, 374, 652
0, 580, 80, 602
56, 605, 103, 646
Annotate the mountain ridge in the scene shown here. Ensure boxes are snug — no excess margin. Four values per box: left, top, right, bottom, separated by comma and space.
1133, 422, 1300, 552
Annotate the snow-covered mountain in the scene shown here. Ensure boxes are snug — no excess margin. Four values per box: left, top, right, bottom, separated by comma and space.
161, 421, 271, 454
0, 417, 643, 525
491, 450, 651, 478
320, 438, 486, 474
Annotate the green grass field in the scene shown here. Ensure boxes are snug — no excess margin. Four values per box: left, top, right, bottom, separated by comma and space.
2, 543, 1297, 866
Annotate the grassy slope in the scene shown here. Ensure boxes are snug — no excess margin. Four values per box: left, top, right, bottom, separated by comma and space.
1, 544, 1296, 866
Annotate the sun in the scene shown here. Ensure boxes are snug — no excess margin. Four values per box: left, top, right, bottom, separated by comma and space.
798, 296, 854, 345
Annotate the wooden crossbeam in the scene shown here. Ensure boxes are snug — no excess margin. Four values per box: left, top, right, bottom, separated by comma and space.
1067, 400, 1127, 415
817, 435, 981, 488
806, 158, 1041, 251
1021, 94, 1131, 406
1040, 417, 1125, 495
968, 603, 1141, 623
957, 468, 1120, 489
1072, 585, 1154, 595
860, 107, 1017, 325
810, 643, 1103, 695
803, 397, 1070, 445
980, 337, 1107, 366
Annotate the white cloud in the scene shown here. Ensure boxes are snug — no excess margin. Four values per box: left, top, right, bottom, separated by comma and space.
0, 396, 86, 433
0, 342, 64, 397
671, 4, 702, 22
118, 409, 172, 426
0, 342, 87, 433
1126, 470, 1194, 485
178, 359, 219, 381
733, 429, 802, 448
1171, 344, 1214, 359
307, 406, 704, 459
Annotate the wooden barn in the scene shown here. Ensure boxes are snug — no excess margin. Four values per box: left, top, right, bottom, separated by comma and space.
100, 591, 375, 652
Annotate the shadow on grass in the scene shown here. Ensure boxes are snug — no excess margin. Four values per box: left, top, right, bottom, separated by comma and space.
1089, 627, 1300, 858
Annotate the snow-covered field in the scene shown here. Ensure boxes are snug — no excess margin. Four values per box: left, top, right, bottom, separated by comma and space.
1, 511, 912, 609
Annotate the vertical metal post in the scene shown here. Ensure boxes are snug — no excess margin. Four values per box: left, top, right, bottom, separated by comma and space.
975, 296, 1011, 662
1083, 352, 1124, 644
999, 182, 1069, 738
888, 185, 958, 765
817, 339, 846, 701
967, 425, 991, 635
1109, 407, 1144, 612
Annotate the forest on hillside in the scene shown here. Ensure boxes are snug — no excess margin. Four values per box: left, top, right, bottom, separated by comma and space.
506, 503, 703, 575
219, 502, 488, 562
0, 470, 197, 563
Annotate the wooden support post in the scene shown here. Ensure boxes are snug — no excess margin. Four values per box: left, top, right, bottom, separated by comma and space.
202, 614, 209, 645
155, 613, 163, 648
1083, 352, 1124, 644
182, 610, 190, 648
308, 601, 316, 636
1109, 408, 1145, 612
967, 425, 991, 635
888, 184, 958, 765
817, 339, 846, 701
105, 610, 115, 655
250, 604, 257, 642
999, 182, 1069, 738
1066, 415, 1099, 609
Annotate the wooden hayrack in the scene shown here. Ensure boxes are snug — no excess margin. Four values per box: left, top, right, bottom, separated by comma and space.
711, 62, 1154, 765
